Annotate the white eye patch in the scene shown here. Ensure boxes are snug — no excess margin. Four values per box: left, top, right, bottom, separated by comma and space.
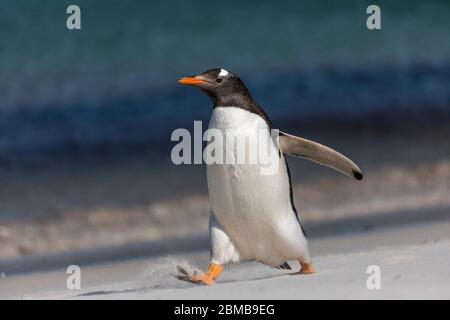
219, 69, 229, 77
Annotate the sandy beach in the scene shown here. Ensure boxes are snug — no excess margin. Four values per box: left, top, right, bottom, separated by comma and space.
1, 126, 450, 299
1, 211, 449, 300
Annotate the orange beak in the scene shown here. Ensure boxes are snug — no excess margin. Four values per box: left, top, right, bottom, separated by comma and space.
178, 77, 206, 86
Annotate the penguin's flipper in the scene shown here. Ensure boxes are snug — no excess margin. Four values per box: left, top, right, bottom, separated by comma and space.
278, 131, 363, 180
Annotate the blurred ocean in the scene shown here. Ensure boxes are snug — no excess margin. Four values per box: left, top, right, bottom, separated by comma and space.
0, 0, 449, 159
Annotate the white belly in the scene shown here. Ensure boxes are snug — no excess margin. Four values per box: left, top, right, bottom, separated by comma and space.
206, 107, 308, 266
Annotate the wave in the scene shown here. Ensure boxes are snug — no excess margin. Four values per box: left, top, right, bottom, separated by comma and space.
0, 64, 449, 160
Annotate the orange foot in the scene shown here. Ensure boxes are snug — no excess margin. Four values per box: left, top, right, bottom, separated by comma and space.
177, 263, 223, 285
299, 262, 316, 274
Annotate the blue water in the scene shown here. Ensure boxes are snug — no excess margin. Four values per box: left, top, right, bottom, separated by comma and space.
0, 0, 449, 157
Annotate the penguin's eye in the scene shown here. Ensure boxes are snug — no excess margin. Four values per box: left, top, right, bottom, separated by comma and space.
215, 78, 223, 84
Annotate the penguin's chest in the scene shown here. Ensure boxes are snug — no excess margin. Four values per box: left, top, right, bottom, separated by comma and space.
206, 107, 291, 247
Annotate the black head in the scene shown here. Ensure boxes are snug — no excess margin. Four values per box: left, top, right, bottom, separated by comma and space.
179, 68, 271, 125
179, 68, 250, 105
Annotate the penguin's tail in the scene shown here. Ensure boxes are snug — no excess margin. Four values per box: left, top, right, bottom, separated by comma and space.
276, 262, 291, 270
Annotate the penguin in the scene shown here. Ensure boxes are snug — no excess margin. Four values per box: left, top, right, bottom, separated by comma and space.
177, 68, 363, 285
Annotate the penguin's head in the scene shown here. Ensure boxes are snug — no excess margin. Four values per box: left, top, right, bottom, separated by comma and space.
178, 68, 251, 105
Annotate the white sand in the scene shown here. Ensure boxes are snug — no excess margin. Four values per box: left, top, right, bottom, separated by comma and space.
1, 216, 449, 300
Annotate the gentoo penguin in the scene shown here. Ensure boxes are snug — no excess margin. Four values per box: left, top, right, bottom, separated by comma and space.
177, 68, 363, 285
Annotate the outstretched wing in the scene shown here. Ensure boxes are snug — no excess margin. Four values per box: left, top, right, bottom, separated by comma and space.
278, 131, 363, 180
